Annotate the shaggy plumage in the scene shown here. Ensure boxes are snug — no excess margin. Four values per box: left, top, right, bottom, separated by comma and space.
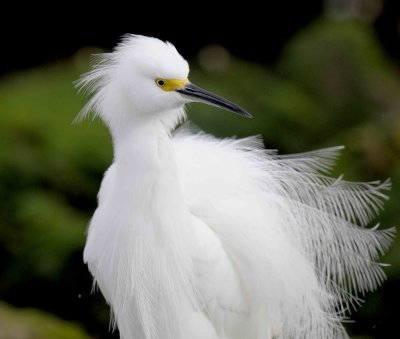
78, 35, 394, 339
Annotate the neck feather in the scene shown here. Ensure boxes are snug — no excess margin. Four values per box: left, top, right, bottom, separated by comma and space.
109, 110, 186, 215
85, 108, 196, 339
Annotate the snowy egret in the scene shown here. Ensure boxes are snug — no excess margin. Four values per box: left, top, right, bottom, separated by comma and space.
78, 35, 394, 339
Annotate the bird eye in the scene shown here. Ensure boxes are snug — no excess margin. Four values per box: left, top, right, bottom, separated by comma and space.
156, 79, 165, 87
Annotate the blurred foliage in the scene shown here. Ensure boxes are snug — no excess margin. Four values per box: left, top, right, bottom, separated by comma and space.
0, 17, 399, 338
0, 302, 89, 339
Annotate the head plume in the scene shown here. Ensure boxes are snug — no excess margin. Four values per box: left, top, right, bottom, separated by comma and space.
75, 35, 189, 124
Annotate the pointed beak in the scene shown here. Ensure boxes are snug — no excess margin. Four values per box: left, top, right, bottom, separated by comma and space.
176, 82, 252, 118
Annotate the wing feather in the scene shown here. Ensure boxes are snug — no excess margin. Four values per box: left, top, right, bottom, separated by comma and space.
174, 130, 394, 339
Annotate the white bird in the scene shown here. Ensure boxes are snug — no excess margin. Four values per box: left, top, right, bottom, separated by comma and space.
78, 35, 395, 339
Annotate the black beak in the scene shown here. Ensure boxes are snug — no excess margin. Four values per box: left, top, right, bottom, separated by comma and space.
177, 82, 252, 118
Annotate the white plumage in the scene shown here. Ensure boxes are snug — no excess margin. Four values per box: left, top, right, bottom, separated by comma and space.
78, 35, 394, 339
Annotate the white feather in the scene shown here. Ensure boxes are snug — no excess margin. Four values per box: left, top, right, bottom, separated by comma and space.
79, 35, 394, 339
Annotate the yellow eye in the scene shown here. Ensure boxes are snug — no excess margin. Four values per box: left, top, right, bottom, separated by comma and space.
156, 79, 166, 87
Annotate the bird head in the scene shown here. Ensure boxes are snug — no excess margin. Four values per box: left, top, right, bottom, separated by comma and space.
76, 35, 251, 130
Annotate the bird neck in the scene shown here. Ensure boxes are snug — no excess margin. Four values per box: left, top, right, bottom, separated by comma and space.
108, 108, 183, 165
88, 112, 196, 337
110, 113, 181, 194
112, 118, 167, 165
